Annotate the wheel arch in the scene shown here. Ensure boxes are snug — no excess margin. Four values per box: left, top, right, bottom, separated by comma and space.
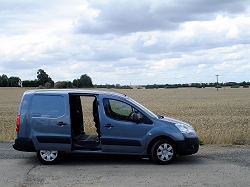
147, 136, 178, 155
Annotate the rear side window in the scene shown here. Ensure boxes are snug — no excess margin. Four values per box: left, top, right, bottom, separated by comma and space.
32, 95, 66, 118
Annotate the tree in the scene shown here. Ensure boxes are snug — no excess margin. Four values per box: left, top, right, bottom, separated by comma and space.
80, 74, 93, 88
0, 74, 9, 87
44, 82, 51, 89
0, 75, 2, 87
73, 74, 93, 88
37, 69, 53, 87
55, 81, 73, 89
9, 76, 20, 87
22, 80, 37, 87
115, 84, 121, 89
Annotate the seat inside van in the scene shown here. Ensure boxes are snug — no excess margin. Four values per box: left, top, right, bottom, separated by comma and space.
69, 95, 100, 149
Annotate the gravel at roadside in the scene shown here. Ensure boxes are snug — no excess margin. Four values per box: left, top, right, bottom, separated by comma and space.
197, 144, 250, 167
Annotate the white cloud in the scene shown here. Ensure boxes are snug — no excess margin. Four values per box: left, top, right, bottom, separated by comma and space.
0, 0, 250, 85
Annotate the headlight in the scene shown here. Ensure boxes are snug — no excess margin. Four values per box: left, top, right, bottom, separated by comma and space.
175, 123, 197, 136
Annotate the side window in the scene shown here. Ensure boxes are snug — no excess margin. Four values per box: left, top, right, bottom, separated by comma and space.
103, 98, 143, 122
32, 95, 66, 118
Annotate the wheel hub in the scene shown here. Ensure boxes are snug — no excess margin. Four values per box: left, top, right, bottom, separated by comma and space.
157, 143, 173, 161
162, 149, 168, 155
40, 150, 58, 161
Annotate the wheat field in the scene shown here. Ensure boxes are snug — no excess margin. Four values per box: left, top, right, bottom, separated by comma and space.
1, 87, 249, 145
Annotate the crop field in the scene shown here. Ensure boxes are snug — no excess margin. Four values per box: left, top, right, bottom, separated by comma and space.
0, 87, 250, 145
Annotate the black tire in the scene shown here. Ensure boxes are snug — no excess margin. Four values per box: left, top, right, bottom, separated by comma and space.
151, 139, 176, 165
37, 150, 62, 165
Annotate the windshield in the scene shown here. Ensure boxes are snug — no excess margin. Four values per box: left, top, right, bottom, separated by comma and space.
126, 97, 158, 119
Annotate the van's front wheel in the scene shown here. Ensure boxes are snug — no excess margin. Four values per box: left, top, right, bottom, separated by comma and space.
151, 139, 176, 164
37, 150, 62, 165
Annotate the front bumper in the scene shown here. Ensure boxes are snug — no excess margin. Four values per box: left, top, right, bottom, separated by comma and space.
176, 137, 199, 156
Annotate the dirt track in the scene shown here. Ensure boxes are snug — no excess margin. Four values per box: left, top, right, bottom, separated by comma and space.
0, 143, 250, 187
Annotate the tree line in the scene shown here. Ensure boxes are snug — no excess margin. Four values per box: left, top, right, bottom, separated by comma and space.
145, 82, 250, 89
0, 75, 21, 87
0, 69, 249, 89
0, 69, 94, 88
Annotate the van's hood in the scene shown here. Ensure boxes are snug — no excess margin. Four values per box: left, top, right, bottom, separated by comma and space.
158, 116, 189, 125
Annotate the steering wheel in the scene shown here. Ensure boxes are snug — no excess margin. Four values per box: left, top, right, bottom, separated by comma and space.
127, 111, 135, 120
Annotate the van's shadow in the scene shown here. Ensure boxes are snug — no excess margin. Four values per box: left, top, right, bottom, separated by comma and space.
19, 151, 203, 166
57, 154, 203, 166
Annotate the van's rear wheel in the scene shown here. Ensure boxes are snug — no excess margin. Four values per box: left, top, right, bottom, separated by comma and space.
37, 150, 61, 165
151, 139, 176, 165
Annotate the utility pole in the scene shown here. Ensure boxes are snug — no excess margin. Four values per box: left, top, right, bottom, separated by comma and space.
215, 75, 219, 91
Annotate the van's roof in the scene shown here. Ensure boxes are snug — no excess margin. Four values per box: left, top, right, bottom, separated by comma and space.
24, 89, 127, 98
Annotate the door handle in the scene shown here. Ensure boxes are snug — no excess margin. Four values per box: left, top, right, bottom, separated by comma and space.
104, 124, 113, 129
57, 122, 66, 126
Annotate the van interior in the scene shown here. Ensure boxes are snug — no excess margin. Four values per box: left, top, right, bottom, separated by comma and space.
69, 95, 101, 149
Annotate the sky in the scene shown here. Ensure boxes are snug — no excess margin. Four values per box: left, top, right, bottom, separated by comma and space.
1, 0, 250, 85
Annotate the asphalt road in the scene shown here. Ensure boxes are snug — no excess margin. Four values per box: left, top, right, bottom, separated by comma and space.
1, 142, 250, 187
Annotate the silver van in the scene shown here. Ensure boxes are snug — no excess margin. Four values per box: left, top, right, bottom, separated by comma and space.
13, 89, 199, 165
